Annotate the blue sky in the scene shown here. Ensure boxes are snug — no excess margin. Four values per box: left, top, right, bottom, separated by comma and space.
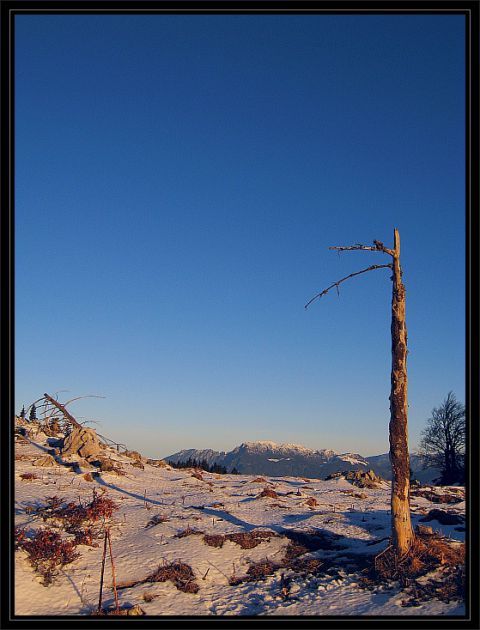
15, 14, 465, 459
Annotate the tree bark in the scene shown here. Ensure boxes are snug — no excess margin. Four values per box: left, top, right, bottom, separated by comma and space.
389, 228, 415, 556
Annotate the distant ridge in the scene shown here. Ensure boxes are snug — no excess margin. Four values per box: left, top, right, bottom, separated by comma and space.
165, 440, 439, 482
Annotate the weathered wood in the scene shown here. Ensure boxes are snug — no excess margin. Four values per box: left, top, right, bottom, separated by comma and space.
43, 393, 82, 429
389, 228, 415, 555
306, 229, 416, 558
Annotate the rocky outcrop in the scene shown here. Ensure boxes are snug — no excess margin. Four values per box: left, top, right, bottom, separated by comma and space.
61, 426, 102, 459
325, 469, 384, 488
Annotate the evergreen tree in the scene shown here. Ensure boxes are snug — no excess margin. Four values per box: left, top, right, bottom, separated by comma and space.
29, 403, 37, 421
19, 405, 26, 419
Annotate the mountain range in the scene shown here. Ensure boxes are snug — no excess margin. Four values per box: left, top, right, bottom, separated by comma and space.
165, 440, 440, 483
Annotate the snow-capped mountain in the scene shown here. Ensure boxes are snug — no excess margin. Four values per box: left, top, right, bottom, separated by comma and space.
166, 440, 439, 482
166, 441, 369, 478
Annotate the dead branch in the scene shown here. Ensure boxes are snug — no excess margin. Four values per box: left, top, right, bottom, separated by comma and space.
43, 393, 82, 429
329, 240, 395, 257
62, 395, 106, 407
305, 264, 392, 309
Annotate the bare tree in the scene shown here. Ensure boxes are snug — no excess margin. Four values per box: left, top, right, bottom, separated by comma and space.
419, 392, 465, 485
306, 228, 415, 557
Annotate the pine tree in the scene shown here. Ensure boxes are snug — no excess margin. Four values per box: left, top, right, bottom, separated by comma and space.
19, 405, 26, 419
29, 403, 37, 421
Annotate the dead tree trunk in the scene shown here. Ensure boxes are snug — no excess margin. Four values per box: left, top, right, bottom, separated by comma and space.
306, 228, 415, 557
389, 229, 415, 555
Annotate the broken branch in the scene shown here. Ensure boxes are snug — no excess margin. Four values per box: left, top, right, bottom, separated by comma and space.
329, 241, 395, 257
43, 393, 82, 429
305, 264, 392, 309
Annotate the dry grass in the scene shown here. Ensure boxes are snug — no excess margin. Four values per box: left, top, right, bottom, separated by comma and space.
364, 532, 465, 602
304, 497, 318, 508
251, 477, 267, 483
145, 562, 199, 593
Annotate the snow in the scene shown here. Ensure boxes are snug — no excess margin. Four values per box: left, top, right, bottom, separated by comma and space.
14, 429, 465, 617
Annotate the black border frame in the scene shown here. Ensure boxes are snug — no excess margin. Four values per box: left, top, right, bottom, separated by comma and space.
1, 2, 478, 628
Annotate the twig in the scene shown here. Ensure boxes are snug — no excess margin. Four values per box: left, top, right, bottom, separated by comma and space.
106, 528, 119, 612
305, 264, 392, 309
97, 528, 108, 613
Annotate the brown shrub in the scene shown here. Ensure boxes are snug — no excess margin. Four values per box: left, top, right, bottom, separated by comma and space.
203, 529, 278, 549
246, 559, 277, 580
203, 534, 225, 548
283, 541, 309, 562
20, 472, 38, 481
289, 556, 324, 574
191, 470, 204, 481
251, 477, 267, 483
17, 528, 80, 585
40, 491, 118, 537
305, 497, 318, 508
258, 487, 278, 499
145, 562, 199, 593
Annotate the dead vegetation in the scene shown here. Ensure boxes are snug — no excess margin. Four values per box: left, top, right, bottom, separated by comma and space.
411, 488, 464, 504
118, 562, 199, 594
20, 472, 38, 481
359, 531, 465, 607
15, 527, 80, 586
258, 487, 278, 499
203, 529, 279, 549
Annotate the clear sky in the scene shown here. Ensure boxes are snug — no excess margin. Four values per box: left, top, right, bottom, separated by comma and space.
15, 14, 465, 459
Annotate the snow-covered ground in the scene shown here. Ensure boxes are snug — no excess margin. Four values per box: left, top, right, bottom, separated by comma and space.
14, 428, 465, 617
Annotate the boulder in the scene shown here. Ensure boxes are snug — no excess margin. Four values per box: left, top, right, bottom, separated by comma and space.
62, 426, 102, 460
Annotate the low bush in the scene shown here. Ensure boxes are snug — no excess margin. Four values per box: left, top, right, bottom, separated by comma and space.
258, 487, 278, 499
145, 562, 199, 593
203, 529, 278, 550
16, 528, 80, 586
20, 472, 38, 481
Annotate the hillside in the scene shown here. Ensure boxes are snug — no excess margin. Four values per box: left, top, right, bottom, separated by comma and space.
14, 420, 465, 617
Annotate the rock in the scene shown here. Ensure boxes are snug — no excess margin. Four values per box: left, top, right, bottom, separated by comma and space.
416, 524, 434, 536
33, 454, 57, 467
62, 426, 102, 459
